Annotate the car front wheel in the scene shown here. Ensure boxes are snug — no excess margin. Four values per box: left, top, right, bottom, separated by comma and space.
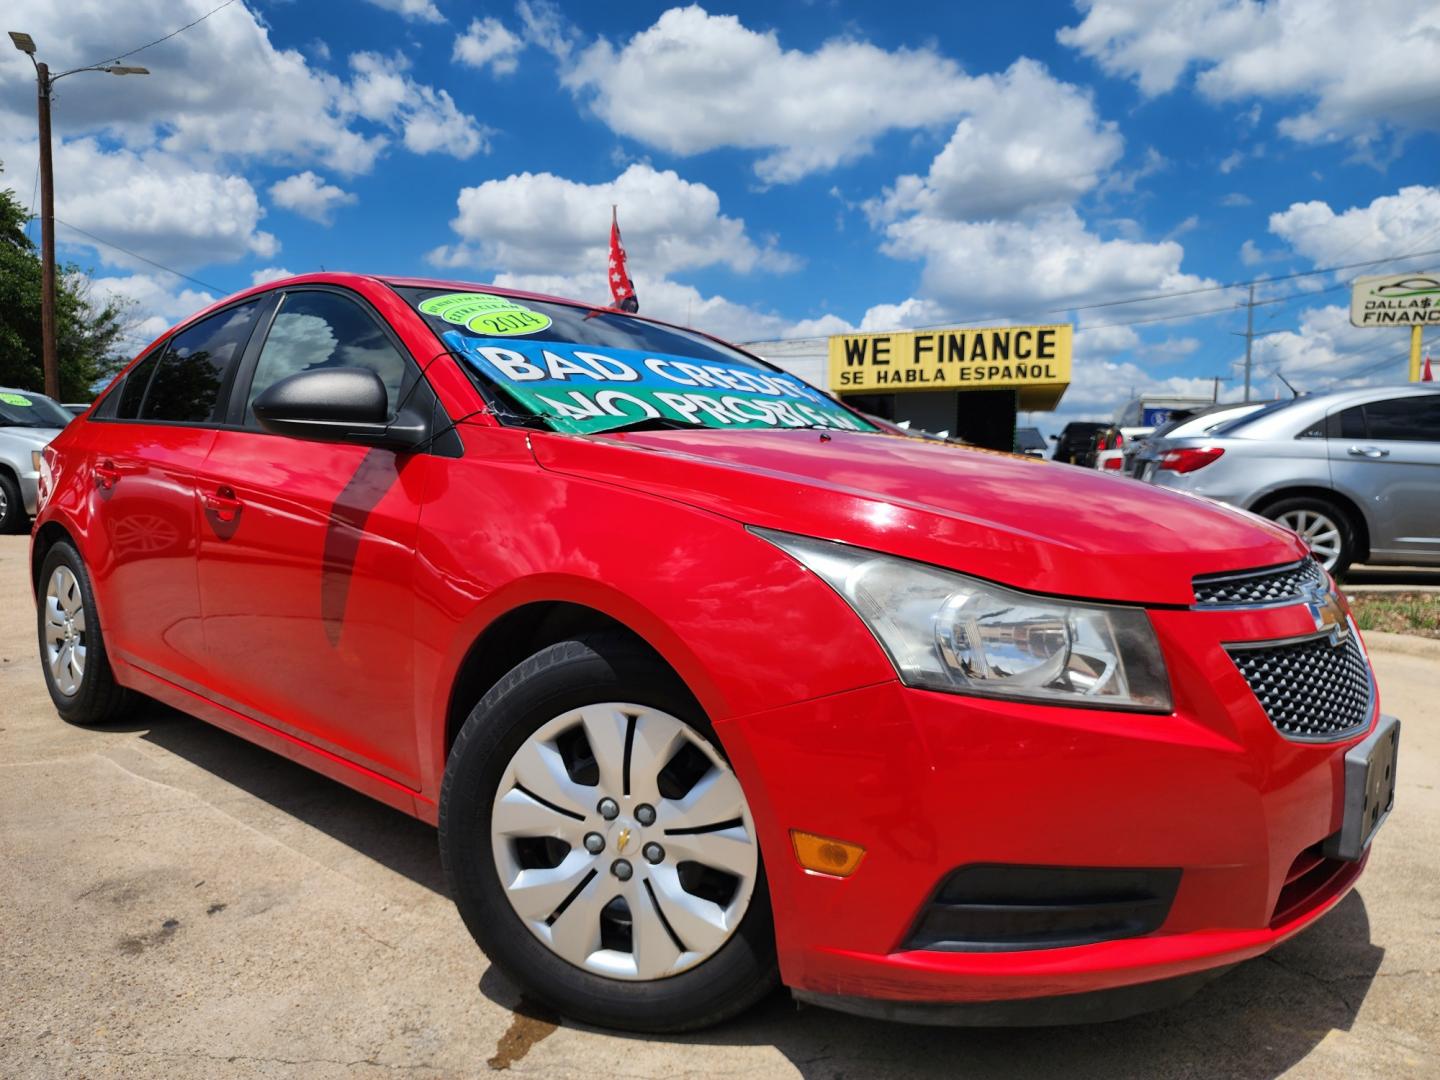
439, 634, 777, 1033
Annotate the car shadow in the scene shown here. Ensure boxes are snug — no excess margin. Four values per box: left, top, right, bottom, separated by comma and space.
477, 889, 1382, 1079
1345, 565, 1440, 588
118, 700, 1383, 1078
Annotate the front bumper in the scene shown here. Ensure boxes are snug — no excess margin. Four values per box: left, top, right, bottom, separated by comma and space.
715, 604, 1386, 1019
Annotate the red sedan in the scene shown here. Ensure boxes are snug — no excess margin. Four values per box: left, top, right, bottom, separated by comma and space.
30, 273, 1398, 1031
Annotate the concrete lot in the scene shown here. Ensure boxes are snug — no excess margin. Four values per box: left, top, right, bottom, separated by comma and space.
1, 533, 1437, 1080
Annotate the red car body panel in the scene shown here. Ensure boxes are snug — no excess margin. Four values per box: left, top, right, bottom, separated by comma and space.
32, 271, 1383, 1013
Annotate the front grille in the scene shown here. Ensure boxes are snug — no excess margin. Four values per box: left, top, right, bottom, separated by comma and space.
1227, 631, 1372, 741
904, 865, 1181, 952
1193, 558, 1326, 607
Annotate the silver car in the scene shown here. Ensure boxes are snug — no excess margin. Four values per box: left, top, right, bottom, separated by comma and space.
0, 387, 72, 533
1135, 385, 1440, 575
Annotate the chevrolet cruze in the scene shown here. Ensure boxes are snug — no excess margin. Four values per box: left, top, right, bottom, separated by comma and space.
31, 273, 1399, 1031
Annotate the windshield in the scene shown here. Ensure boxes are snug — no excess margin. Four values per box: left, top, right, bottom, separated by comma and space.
397, 286, 875, 436
0, 390, 72, 429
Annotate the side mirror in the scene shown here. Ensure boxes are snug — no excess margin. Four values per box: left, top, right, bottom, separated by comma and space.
252, 367, 427, 450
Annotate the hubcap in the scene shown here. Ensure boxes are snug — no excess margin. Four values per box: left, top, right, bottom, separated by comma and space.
1275, 509, 1343, 571
491, 703, 759, 981
43, 565, 87, 696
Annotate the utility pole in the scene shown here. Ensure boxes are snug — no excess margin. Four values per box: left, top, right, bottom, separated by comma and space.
1241, 283, 1256, 403
35, 60, 56, 398
8, 31, 148, 399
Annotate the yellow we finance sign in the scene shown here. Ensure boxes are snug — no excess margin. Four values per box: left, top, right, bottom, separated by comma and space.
828, 324, 1072, 409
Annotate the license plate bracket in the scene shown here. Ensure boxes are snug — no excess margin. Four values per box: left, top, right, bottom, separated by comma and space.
1324, 713, 1399, 862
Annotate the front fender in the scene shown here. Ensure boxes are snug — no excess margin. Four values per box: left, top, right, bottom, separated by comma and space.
410, 429, 895, 803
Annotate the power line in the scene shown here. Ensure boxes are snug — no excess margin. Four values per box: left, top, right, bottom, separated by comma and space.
87, 0, 241, 68
1057, 245, 1440, 315
742, 245, 1440, 345
53, 217, 223, 292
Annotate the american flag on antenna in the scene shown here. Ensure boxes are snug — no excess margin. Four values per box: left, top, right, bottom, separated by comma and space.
608, 206, 639, 313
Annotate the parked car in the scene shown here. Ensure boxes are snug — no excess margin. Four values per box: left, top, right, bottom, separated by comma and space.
0, 386, 72, 532
1012, 426, 1047, 457
31, 273, 1398, 1032
1122, 402, 1270, 475
1092, 424, 1151, 472
1051, 420, 1106, 465
1135, 386, 1440, 575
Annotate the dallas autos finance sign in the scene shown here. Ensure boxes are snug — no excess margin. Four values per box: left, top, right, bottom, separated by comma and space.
827, 325, 1073, 395
1350, 273, 1440, 327
445, 332, 874, 435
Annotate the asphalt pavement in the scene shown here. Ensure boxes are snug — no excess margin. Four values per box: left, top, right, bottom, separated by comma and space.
1, 533, 1437, 1079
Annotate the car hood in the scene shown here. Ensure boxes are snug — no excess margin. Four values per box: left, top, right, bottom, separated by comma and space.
529, 427, 1307, 606
0, 426, 62, 453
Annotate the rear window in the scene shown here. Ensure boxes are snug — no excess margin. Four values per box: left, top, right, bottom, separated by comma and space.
397, 286, 873, 435
0, 390, 72, 428
1207, 397, 1305, 437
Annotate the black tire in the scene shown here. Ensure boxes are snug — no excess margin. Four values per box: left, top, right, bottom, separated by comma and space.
36, 540, 135, 725
440, 633, 778, 1033
0, 470, 25, 533
1260, 495, 1356, 579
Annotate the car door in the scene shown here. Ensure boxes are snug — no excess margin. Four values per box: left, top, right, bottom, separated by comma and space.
1327, 393, 1440, 563
83, 299, 263, 687
193, 287, 438, 787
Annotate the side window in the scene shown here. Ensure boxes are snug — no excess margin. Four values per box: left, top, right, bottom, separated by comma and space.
140, 301, 261, 424
112, 350, 164, 420
245, 291, 409, 423
1362, 396, 1440, 442
1336, 406, 1366, 439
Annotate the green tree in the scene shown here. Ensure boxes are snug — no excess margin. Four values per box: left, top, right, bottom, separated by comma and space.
0, 164, 133, 401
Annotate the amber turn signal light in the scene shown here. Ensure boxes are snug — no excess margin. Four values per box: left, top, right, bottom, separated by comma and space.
790, 830, 866, 877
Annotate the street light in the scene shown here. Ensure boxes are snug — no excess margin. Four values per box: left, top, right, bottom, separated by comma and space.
8, 31, 149, 398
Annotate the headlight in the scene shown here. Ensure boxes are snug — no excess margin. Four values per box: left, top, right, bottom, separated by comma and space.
754, 528, 1172, 712
32, 450, 43, 473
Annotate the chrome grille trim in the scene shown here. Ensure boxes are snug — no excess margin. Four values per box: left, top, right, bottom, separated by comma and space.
1193, 559, 1326, 609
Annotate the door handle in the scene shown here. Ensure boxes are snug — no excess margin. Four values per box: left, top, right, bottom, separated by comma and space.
203, 485, 242, 523
93, 460, 120, 489
1346, 445, 1389, 458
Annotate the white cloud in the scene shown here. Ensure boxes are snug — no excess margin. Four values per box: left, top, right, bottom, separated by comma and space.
563, 6, 991, 183
1059, 0, 1440, 151
1257, 303, 1415, 387
516, 0, 580, 62
1269, 185, 1440, 266
343, 53, 492, 159
250, 267, 296, 286
453, 17, 525, 75
432, 163, 796, 278
877, 208, 1218, 321
0, 1, 487, 175
89, 272, 216, 347
1220, 192, 1253, 207
363, 0, 444, 23
3, 136, 276, 270
269, 171, 357, 224
868, 60, 1123, 222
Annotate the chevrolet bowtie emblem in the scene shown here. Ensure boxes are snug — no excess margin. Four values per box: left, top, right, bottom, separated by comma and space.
1307, 589, 1349, 643
616, 827, 631, 853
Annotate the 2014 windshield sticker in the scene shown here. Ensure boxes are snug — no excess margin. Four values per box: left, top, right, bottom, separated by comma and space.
0, 392, 33, 407
418, 292, 552, 337
445, 332, 874, 435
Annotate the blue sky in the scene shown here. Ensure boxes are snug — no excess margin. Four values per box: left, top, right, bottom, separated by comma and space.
2, 0, 1437, 430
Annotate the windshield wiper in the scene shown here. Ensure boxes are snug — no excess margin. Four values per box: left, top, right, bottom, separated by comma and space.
591, 416, 701, 434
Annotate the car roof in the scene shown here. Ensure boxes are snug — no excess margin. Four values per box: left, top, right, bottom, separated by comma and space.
131, 271, 760, 366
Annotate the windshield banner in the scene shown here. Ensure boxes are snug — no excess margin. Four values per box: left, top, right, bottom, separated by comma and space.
444, 331, 874, 435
